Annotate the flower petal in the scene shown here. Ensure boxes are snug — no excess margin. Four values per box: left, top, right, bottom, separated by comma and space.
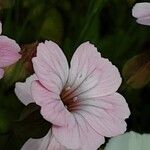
136, 16, 150, 26
72, 93, 129, 137
74, 113, 105, 150
52, 117, 80, 149
132, 3, 150, 18
21, 130, 50, 150
0, 68, 4, 79
102, 93, 130, 119
15, 74, 37, 105
21, 131, 51, 150
31, 81, 73, 126
32, 40, 69, 94
105, 131, 142, 150
48, 133, 67, 150
22, 130, 68, 150
53, 113, 105, 150
0, 36, 21, 67
65, 42, 121, 99
66, 41, 99, 89
142, 134, 150, 150
75, 93, 130, 120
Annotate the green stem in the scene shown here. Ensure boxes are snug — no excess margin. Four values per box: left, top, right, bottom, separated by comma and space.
76, 0, 108, 44
16, 8, 36, 42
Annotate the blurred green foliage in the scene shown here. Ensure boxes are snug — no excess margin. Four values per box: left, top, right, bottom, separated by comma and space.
0, 0, 150, 149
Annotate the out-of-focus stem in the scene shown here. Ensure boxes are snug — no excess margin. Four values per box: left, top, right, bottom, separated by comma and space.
76, 0, 108, 44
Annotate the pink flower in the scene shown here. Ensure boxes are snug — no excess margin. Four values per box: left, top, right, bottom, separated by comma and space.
15, 41, 130, 150
0, 22, 21, 79
132, 2, 150, 26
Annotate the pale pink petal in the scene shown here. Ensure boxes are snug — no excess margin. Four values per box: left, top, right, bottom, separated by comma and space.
47, 133, 67, 150
0, 36, 21, 67
0, 68, 4, 79
132, 3, 150, 18
31, 81, 73, 126
22, 130, 68, 150
21, 131, 50, 150
101, 93, 130, 119
66, 41, 99, 89
21, 137, 49, 150
74, 93, 130, 120
64, 42, 121, 99
32, 41, 69, 94
32, 58, 62, 94
136, 16, 150, 26
77, 109, 126, 137
71, 93, 129, 137
53, 113, 105, 150
15, 74, 37, 105
52, 117, 80, 149
74, 113, 105, 150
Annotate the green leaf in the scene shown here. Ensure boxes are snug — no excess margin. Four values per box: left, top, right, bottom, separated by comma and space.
39, 8, 64, 43
0, 0, 15, 9
0, 109, 12, 134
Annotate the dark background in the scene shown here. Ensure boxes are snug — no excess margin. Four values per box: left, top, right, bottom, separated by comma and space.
0, 0, 150, 149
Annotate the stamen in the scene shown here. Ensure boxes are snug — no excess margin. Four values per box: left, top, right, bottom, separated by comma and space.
73, 97, 78, 102
65, 86, 71, 91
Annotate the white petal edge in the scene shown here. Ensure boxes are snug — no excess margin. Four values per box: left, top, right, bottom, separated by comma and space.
132, 3, 150, 18
15, 74, 37, 105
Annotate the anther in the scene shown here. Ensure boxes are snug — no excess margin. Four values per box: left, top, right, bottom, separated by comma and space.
65, 87, 71, 91
73, 97, 78, 102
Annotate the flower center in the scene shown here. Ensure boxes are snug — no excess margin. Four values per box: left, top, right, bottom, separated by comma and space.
60, 86, 79, 112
